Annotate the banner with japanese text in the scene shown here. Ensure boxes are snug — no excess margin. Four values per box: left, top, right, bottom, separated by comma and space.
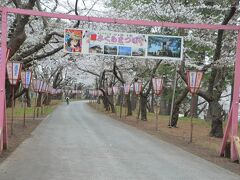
64, 29, 183, 61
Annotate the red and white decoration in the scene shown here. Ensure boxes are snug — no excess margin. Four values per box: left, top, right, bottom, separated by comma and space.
134, 81, 142, 95
31, 79, 38, 92
21, 70, 32, 89
152, 77, 163, 96
50, 88, 57, 95
39, 81, 44, 92
112, 86, 119, 95
98, 89, 103, 96
6, 62, 22, 85
31, 79, 43, 92
123, 83, 130, 95
56, 89, 62, 94
40, 81, 48, 93
186, 70, 203, 94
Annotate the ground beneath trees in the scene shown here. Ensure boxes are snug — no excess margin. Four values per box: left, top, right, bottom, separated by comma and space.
0, 117, 42, 163
89, 103, 240, 175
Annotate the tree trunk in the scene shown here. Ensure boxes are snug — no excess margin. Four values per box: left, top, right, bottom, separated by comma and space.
148, 92, 154, 113
6, 80, 12, 107
192, 95, 198, 118
209, 101, 224, 138
37, 93, 42, 107
102, 96, 110, 111
116, 94, 121, 106
140, 95, 148, 121
131, 93, 137, 111
43, 94, 50, 105
25, 89, 31, 107
101, 95, 116, 113
127, 93, 132, 116
159, 97, 169, 115
205, 107, 212, 121
108, 95, 116, 113
170, 88, 189, 127
171, 105, 179, 127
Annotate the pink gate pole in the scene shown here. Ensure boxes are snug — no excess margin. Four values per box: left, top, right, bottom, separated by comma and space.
0, 7, 239, 160
0, 8, 8, 152
219, 31, 240, 161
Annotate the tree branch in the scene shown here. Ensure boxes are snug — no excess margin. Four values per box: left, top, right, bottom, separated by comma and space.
36, 0, 48, 28
23, 45, 63, 67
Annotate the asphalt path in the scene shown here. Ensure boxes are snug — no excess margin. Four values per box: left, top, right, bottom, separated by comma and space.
0, 101, 239, 180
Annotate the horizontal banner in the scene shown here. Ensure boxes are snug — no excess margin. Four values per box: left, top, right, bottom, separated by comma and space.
64, 29, 183, 61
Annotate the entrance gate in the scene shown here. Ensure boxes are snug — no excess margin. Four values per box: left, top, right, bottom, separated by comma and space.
0, 7, 239, 161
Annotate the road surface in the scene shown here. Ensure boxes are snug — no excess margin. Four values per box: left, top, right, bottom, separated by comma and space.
0, 101, 239, 180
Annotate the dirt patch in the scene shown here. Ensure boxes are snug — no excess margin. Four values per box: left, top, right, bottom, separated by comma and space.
0, 117, 42, 163
90, 103, 240, 175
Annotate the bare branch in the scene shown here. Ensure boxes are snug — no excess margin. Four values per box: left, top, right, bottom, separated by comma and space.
23, 45, 63, 67
16, 32, 63, 60
73, 0, 80, 28
36, 0, 48, 28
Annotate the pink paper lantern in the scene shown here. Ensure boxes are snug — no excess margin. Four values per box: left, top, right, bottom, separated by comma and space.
112, 86, 119, 95
134, 81, 142, 95
186, 70, 203, 94
152, 77, 163, 96
21, 70, 32, 89
31, 79, 42, 92
123, 83, 130, 95
6, 61, 22, 85
98, 90, 103, 96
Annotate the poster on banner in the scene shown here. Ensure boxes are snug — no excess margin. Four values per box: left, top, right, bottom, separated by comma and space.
64, 29, 83, 53
6, 62, 22, 85
64, 29, 183, 61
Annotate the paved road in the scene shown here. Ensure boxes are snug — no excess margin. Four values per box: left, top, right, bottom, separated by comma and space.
0, 101, 239, 180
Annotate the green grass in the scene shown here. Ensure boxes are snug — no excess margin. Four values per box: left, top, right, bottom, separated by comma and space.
6, 99, 61, 118
97, 103, 240, 135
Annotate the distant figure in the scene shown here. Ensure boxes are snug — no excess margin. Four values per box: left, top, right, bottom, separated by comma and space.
66, 97, 70, 105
